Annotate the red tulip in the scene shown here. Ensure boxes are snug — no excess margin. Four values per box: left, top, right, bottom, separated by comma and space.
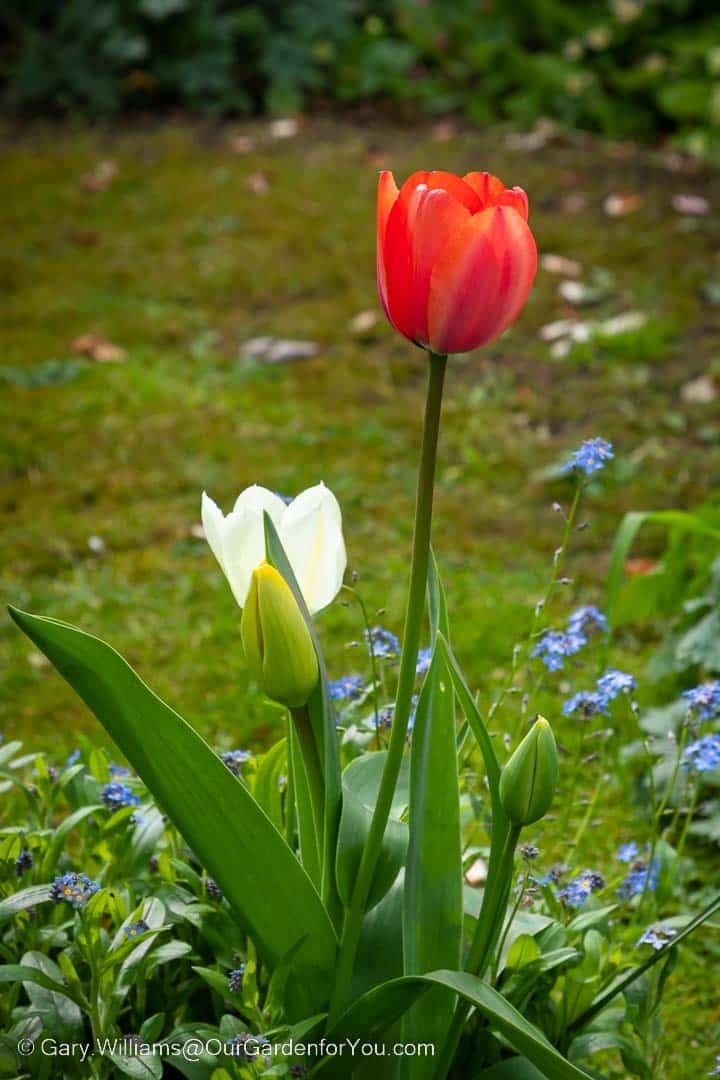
376, 170, 537, 354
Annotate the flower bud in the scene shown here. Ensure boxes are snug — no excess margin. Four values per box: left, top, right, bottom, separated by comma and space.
499, 716, 558, 827
241, 563, 319, 708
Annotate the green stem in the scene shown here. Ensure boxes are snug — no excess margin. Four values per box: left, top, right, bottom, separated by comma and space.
290, 705, 325, 868
435, 824, 521, 1078
328, 351, 447, 1028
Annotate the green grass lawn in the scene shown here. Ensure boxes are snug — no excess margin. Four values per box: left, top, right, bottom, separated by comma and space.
2, 116, 720, 1075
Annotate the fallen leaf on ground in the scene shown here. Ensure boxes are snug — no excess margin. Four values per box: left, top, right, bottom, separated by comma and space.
432, 120, 456, 142
600, 311, 647, 336
603, 192, 643, 217
672, 193, 710, 217
81, 160, 117, 192
71, 334, 126, 362
240, 337, 319, 364
349, 310, 379, 337
229, 134, 254, 154
465, 858, 488, 887
625, 558, 659, 577
681, 374, 717, 404
269, 117, 299, 139
540, 254, 582, 277
246, 172, 270, 195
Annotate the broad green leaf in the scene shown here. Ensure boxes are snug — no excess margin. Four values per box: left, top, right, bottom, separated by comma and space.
8, 607, 337, 1019
264, 514, 342, 922
0, 884, 53, 924
606, 510, 720, 628
505, 934, 541, 970
477, 1061, 547, 1079
336, 752, 408, 912
326, 969, 593, 1079
19, 951, 84, 1041
0, 963, 82, 1004
403, 646, 461, 1073
351, 872, 405, 1002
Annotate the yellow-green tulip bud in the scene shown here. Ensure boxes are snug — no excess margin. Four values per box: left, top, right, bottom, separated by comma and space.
241, 562, 319, 708
499, 716, 558, 827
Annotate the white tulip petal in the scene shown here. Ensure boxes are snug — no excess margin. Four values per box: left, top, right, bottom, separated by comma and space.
233, 484, 287, 527
281, 483, 347, 613
201, 492, 229, 576
222, 505, 270, 607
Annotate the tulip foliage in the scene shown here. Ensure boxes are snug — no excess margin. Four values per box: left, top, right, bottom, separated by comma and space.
9, 169, 719, 1079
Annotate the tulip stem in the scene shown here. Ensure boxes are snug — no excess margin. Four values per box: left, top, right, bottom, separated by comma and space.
291, 705, 325, 867
328, 350, 447, 1029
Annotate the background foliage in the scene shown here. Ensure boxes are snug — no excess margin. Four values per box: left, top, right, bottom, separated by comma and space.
2, 0, 720, 154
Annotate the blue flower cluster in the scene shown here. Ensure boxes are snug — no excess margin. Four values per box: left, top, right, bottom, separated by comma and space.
532, 629, 586, 672
710, 1054, 720, 1077
124, 919, 150, 939
101, 782, 140, 811
50, 872, 100, 908
563, 667, 636, 716
636, 924, 676, 951
617, 858, 658, 899
617, 841, 640, 863
228, 964, 246, 993
221, 750, 252, 777
534, 605, 609, 672
557, 869, 605, 908
15, 848, 33, 877
376, 695, 419, 732
364, 626, 400, 658
65, 748, 81, 769
416, 647, 433, 676
682, 681, 720, 720
108, 762, 130, 778
683, 734, 720, 774
561, 437, 614, 476
328, 675, 365, 702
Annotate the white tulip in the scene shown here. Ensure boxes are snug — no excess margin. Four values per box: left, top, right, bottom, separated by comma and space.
201, 482, 346, 615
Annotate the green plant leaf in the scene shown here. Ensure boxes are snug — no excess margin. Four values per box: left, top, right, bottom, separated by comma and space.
606, 510, 720, 628
0, 885, 53, 924
403, 646, 461, 1072
436, 634, 502, 805
326, 969, 593, 1079
569, 890, 720, 1032
336, 751, 408, 912
8, 607, 337, 1020
427, 547, 450, 643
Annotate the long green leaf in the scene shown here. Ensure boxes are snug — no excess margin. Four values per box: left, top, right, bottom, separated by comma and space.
606, 510, 720, 628
8, 607, 336, 1019
436, 633, 502, 804
403, 645, 461, 1073
427, 548, 450, 643
0, 885, 53, 924
324, 969, 592, 1080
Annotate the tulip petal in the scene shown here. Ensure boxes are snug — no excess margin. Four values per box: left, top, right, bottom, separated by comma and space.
281, 483, 347, 614
426, 171, 482, 213
377, 171, 399, 320
463, 174, 529, 221
233, 484, 288, 525
383, 183, 470, 345
427, 206, 536, 353
222, 504, 271, 608
201, 492, 229, 576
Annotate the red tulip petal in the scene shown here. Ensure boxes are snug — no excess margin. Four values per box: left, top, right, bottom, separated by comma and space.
383, 182, 470, 344
463, 172, 507, 207
426, 171, 483, 213
427, 206, 537, 353
376, 171, 399, 318
497, 186, 529, 220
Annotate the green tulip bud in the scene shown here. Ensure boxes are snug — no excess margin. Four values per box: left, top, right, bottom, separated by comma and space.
241, 562, 319, 708
499, 716, 558, 827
